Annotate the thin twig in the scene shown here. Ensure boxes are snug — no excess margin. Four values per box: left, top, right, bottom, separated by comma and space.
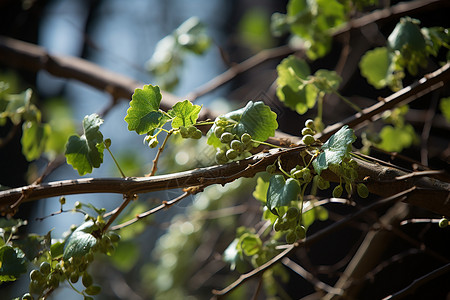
110, 190, 192, 230
382, 262, 450, 300
211, 187, 416, 297
103, 193, 136, 232
282, 257, 343, 296
148, 130, 173, 176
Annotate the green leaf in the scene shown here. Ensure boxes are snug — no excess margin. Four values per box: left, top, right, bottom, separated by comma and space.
253, 174, 271, 203
237, 233, 262, 256
0, 245, 27, 282
238, 8, 274, 51
266, 175, 301, 211
440, 97, 450, 122
313, 69, 342, 93
208, 101, 278, 147
50, 241, 65, 259
359, 47, 392, 89
12, 232, 50, 261
276, 55, 318, 114
312, 125, 356, 175
0, 88, 33, 125
125, 85, 168, 135
167, 100, 202, 128
377, 124, 416, 152
65, 114, 105, 176
175, 17, 211, 55
63, 221, 98, 261
21, 121, 51, 161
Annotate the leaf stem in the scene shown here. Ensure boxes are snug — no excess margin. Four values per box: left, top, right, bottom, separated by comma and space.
253, 139, 282, 149
333, 91, 362, 112
148, 129, 173, 176
104, 141, 126, 178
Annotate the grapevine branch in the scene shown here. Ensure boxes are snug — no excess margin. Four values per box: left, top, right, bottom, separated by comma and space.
1, 147, 449, 215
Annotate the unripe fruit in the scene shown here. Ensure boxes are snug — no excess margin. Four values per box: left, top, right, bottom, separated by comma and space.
332, 185, 343, 198
305, 119, 315, 130
302, 134, 315, 145
179, 126, 189, 138
286, 207, 299, 220
266, 164, 276, 174
286, 231, 297, 244
214, 126, 225, 138
226, 149, 238, 160
187, 125, 197, 134
21, 293, 33, 300
357, 183, 369, 198
30, 269, 43, 282
220, 132, 234, 143
295, 225, 306, 240
85, 284, 102, 295
39, 261, 51, 275
82, 272, 93, 287
191, 129, 202, 139
241, 133, 252, 144
230, 140, 243, 151
438, 218, 448, 228
148, 138, 158, 148
301, 127, 314, 136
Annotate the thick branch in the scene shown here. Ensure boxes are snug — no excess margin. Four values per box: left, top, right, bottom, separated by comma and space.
1, 147, 449, 215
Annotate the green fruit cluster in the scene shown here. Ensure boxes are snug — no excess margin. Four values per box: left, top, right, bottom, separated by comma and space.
179, 125, 202, 139
301, 119, 318, 145
273, 207, 306, 244
290, 165, 312, 184
213, 119, 255, 164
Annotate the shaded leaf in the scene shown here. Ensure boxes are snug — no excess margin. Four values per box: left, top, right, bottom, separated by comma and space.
21, 121, 50, 161
65, 114, 104, 176
312, 126, 356, 175
440, 97, 450, 122
0, 245, 27, 282
267, 175, 301, 211
63, 221, 98, 260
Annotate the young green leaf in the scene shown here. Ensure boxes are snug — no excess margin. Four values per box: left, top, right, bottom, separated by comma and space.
21, 121, 50, 161
208, 101, 278, 147
253, 174, 271, 203
63, 221, 98, 261
125, 85, 168, 135
312, 125, 356, 175
167, 100, 202, 128
276, 55, 318, 114
266, 175, 301, 211
65, 114, 105, 176
0, 245, 27, 282
377, 124, 417, 152
359, 47, 392, 89
237, 233, 262, 256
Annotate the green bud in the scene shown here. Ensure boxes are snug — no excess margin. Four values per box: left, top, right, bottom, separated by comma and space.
302, 134, 315, 145
191, 129, 202, 139
220, 132, 234, 143
332, 185, 343, 198
82, 272, 93, 288
295, 225, 306, 240
21, 293, 33, 300
266, 164, 276, 174
59, 196, 66, 205
241, 133, 252, 144
301, 127, 314, 136
226, 149, 238, 160
286, 207, 299, 220
85, 284, 102, 295
439, 218, 448, 228
286, 231, 297, 244
39, 261, 51, 275
305, 119, 315, 130
214, 126, 225, 138
74, 201, 82, 210
179, 126, 189, 138
357, 183, 369, 198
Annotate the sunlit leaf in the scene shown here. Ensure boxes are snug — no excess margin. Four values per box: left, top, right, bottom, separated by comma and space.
125, 85, 168, 135
65, 114, 104, 176
253, 174, 271, 203
377, 124, 417, 152
208, 101, 278, 147
276, 55, 318, 114
359, 47, 392, 89
168, 100, 202, 128
312, 126, 356, 175
237, 233, 262, 256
